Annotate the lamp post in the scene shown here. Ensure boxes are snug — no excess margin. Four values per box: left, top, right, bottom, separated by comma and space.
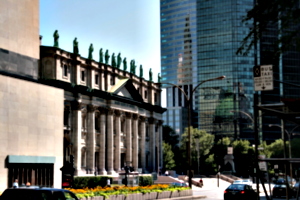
269, 124, 300, 181
161, 75, 226, 188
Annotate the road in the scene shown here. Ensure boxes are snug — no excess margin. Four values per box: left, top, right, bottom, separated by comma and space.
191, 178, 300, 200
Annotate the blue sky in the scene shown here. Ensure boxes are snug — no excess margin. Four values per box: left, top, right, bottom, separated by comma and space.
39, 0, 161, 82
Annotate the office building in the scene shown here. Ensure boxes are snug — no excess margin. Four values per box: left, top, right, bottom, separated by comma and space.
160, 0, 300, 142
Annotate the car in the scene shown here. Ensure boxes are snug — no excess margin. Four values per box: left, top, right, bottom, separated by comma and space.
224, 183, 257, 200
232, 179, 253, 185
0, 186, 78, 200
171, 182, 188, 187
272, 183, 295, 198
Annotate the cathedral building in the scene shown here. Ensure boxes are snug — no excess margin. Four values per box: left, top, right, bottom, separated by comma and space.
0, 0, 164, 191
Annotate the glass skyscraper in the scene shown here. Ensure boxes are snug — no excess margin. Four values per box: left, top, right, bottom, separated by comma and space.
160, 0, 300, 142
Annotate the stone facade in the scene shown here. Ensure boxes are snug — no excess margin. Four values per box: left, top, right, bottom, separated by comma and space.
40, 46, 165, 175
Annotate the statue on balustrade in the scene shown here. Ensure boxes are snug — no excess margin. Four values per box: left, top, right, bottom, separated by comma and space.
123, 58, 127, 71
105, 50, 110, 64
117, 53, 122, 69
88, 43, 94, 60
73, 37, 79, 55
53, 30, 59, 47
99, 48, 103, 63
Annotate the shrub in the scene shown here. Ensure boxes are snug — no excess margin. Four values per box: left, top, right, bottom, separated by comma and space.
138, 176, 153, 186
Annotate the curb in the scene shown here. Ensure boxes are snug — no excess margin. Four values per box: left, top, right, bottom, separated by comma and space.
160, 195, 207, 199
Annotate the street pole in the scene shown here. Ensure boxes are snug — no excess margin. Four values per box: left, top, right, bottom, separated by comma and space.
269, 124, 300, 183
160, 75, 226, 188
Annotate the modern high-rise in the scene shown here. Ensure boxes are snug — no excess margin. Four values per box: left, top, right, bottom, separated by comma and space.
160, 0, 300, 142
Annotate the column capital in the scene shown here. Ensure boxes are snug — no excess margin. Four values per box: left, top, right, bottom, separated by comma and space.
148, 117, 156, 124
139, 116, 146, 122
114, 110, 122, 117
107, 107, 114, 115
125, 112, 132, 119
71, 101, 83, 110
158, 120, 164, 125
132, 113, 139, 120
87, 104, 97, 112
98, 106, 108, 113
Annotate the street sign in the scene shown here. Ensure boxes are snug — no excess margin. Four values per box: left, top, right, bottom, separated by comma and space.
253, 65, 273, 91
258, 155, 267, 171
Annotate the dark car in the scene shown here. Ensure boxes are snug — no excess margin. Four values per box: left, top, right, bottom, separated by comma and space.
224, 184, 257, 200
272, 183, 295, 198
0, 186, 78, 200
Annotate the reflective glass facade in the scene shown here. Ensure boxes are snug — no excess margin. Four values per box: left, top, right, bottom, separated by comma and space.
161, 0, 300, 142
160, 0, 198, 135
197, 0, 254, 140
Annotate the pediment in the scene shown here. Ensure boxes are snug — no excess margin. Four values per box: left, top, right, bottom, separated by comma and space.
108, 78, 144, 102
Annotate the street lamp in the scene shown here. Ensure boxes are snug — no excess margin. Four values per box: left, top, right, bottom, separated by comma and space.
230, 110, 254, 123
161, 75, 226, 188
269, 124, 300, 181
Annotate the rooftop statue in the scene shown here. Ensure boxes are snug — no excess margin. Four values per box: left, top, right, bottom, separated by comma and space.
130, 60, 136, 74
73, 37, 79, 55
88, 43, 94, 60
117, 53, 122, 69
139, 65, 143, 78
149, 68, 153, 82
111, 53, 117, 68
158, 73, 161, 83
123, 58, 127, 71
53, 30, 59, 47
99, 48, 103, 63
105, 50, 110, 64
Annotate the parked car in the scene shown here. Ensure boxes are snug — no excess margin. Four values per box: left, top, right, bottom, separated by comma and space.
272, 183, 295, 198
233, 179, 253, 185
0, 186, 78, 200
224, 184, 257, 200
171, 182, 188, 187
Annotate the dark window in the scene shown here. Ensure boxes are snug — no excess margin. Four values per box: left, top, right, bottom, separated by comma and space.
81, 70, 85, 82
95, 74, 99, 85
63, 65, 68, 77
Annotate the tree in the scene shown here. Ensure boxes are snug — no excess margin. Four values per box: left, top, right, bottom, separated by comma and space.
237, 0, 300, 56
180, 127, 215, 174
162, 125, 179, 149
163, 142, 176, 170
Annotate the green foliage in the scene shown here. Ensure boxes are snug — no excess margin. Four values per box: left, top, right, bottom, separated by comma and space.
138, 176, 153, 186
163, 142, 176, 170
180, 127, 215, 157
163, 125, 179, 149
73, 176, 112, 188
179, 127, 215, 174
265, 139, 285, 158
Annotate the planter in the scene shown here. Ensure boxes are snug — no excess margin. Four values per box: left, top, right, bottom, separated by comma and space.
170, 190, 179, 198
179, 189, 192, 197
93, 197, 104, 200
157, 191, 171, 199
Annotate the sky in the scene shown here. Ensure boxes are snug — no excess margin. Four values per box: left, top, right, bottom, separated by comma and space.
39, 0, 161, 82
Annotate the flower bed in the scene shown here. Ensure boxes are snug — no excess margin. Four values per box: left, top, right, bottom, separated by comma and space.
67, 184, 191, 200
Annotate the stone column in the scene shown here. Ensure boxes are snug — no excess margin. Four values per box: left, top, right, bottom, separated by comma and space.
114, 110, 122, 172
140, 116, 146, 173
71, 101, 82, 175
158, 120, 164, 173
106, 108, 115, 174
86, 104, 96, 174
98, 107, 107, 175
148, 117, 156, 172
132, 114, 139, 171
125, 112, 132, 165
